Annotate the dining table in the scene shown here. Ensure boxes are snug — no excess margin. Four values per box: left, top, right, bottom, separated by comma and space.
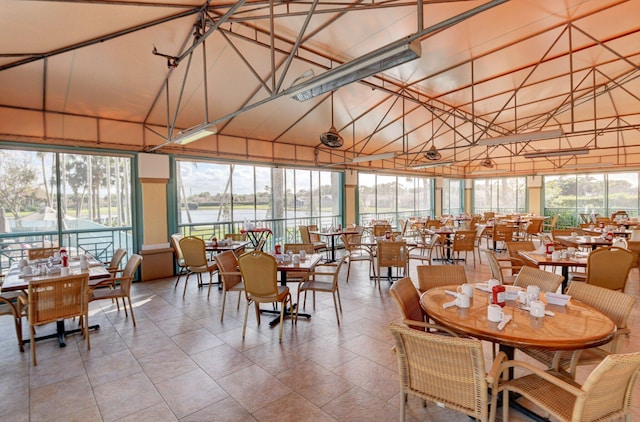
205, 240, 250, 259
517, 250, 587, 292
240, 227, 272, 248
309, 228, 358, 262
261, 252, 323, 326
554, 234, 612, 251
420, 284, 616, 421
2, 257, 111, 347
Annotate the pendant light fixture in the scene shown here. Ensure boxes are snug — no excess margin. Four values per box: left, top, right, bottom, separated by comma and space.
319, 91, 344, 148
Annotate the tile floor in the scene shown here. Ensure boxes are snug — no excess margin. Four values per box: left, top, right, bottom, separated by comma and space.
0, 246, 639, 421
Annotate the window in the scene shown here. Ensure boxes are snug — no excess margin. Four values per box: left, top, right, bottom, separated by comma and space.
175, 160, 342, 247
473, 177, 527, 215
358, 172, 433, 224
544, 172, 639, 226
0, 148, 134, 272
442, 178, 463, 216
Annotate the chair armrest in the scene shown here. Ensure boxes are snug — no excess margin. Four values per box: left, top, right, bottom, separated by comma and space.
486, 351, 508, 385
498, 360, 585, 396
90, 277, 117, 289
400, 319, 459, 336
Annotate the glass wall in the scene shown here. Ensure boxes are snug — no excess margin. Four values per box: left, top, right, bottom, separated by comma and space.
358, 173, 433, 224
0, 147, 134, 273
473, 177, 527, 215
176, 160, 342, 248
544, 172, 639, 227
442, 178, 463, 216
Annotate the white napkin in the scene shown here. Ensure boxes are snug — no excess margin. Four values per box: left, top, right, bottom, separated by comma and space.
497, 315, 512, 331
442, 300, 458, 309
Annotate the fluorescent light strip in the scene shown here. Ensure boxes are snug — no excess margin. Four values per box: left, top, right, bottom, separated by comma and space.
411, 161, 454, 169
475, 168, 509, 174
173, 125, 217, 145
477, 129, 564, 146
523, 148, 589, 159
350, 152, 397, 163
289, 38, 421, 101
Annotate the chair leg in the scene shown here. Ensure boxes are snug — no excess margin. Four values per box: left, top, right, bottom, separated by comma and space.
182, 273, 191, 298
31, 326, 36, 366
127, 296, 136, 326
346, 259, 352, 283
220, 289, 228, 322
242, 300, 250, 339
278, 298, 286, 343
332, 292, 340, 325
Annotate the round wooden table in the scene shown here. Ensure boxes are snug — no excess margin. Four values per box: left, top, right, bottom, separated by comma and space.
420, 285, 615, 351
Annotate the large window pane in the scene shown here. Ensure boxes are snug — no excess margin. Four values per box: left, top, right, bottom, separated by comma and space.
472, 177, 526, 215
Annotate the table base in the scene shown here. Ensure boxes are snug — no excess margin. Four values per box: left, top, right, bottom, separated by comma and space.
260, 303, 311, 326
24, 320, 100, 348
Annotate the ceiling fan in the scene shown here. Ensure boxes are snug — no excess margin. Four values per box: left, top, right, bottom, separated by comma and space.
319, 92, 344, 148
424, 144, 442, 161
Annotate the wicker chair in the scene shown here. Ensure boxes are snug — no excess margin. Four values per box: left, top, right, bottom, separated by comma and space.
179, 236, 218, 297
373, 224, 392, 237
505, 241, 537, 275
0, 284, 25, 352
89, 253, 142, 326
491, 224, 513, 251
376, 240, 408, 286
513, 266, 563, 293
105, 248, 127, 276
584, 246, 635, 291
416, 265, 467, 293
26, 273, 90, 365
389, 322, 505, 422
297, 255, 345, 325
299, 225, 326, 253
213, 250, 244, 321
495, 351, 640, 422
448, 230, 477, 266
389, 277, 428, 330
27, 247, 58, 260
238, 251, 292, 342
340, 234, 375, 282
170, 233, 187, 287
408, 232, 441, 266
522, 282, 636, 377
282, 243, 315, 283
483, 250, 522, 285
542, 214, 558, 232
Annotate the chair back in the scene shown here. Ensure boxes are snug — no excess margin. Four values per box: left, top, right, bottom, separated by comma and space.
483, 211, 495, 220
28, 273, 89, 326
566, 282, 636, 332
389, 277, 427, 329
492, 224, 513, 243
307, 225, 322, 243
180, 236, 208, 268
238, 251, 279, 299
452, 230, 475, 252
299, 225, 312, 243
388, 322, 489, 421
513, 266, 563, 293
574, 352, 640, 420
225, 233, 246, 241
373, 224, 392, 237
377, 240, 407, 268
612, 237, 628, 249
505, 241, 537, 272
170, 233, 184, 261
586, 246, 636, 290
627, 240, 640, 269
416, 265, 467, 292
484, 250, 504, 283
118, 254, 142, 294
214, 250, 242, 290
526, 218, 544, 235
284, 243, 314, 254
27, 247, 58, 260
107, 248, 127, 272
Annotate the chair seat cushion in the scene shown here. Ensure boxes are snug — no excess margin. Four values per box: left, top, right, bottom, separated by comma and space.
90, 287, 123, 301
300, 280, 333, 292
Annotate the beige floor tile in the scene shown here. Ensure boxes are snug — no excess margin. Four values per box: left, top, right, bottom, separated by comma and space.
276, 360, 352, 407
30, 374, 96, 421
252, 391, 336, 422
93, 372, 163, 422
155, 367, 228, 418
217, 365, 292, 413
171, 327, 225, 355
180, 396, 256, 422
116, 402, 178, 422
83, 349, 143, 387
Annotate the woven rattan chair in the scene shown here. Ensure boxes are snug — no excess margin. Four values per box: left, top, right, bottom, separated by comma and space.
105, 248, 127, 276
408, 232, 441, 266
238, 251, 292, 342
389, 277, 428, 330
523, 282, 636, 377
542, 214, 558, 232
213, 250, 244, 321
0, 285, 25, 352
376, 240, 408, 286
495, 351, 640, 422
513, 266, 563, 293
179, 236, 218, 297
224, 233, 246, 241
89, 253, 142, 326
416, 265, 467, 293
373, 223, 392, 237
520, 217, 544, 241
340, 234, 375, 282
27, 247, 58, 260
297, 255, 345, 325
491, 224, 513, 251
299, 225, 326, 253
389, 322, 505, 422
505, 241, 537, 275
484, 250, 522, 285
170, 233, 187, 287
585, 246, 635, 291
26, 273, 90, 365
448, 230, 477, 266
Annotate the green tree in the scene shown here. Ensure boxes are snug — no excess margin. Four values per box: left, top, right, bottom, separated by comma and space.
0, 152, 38, 218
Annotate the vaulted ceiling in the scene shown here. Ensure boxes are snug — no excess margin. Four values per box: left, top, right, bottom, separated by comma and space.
1, 0, 640, 177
